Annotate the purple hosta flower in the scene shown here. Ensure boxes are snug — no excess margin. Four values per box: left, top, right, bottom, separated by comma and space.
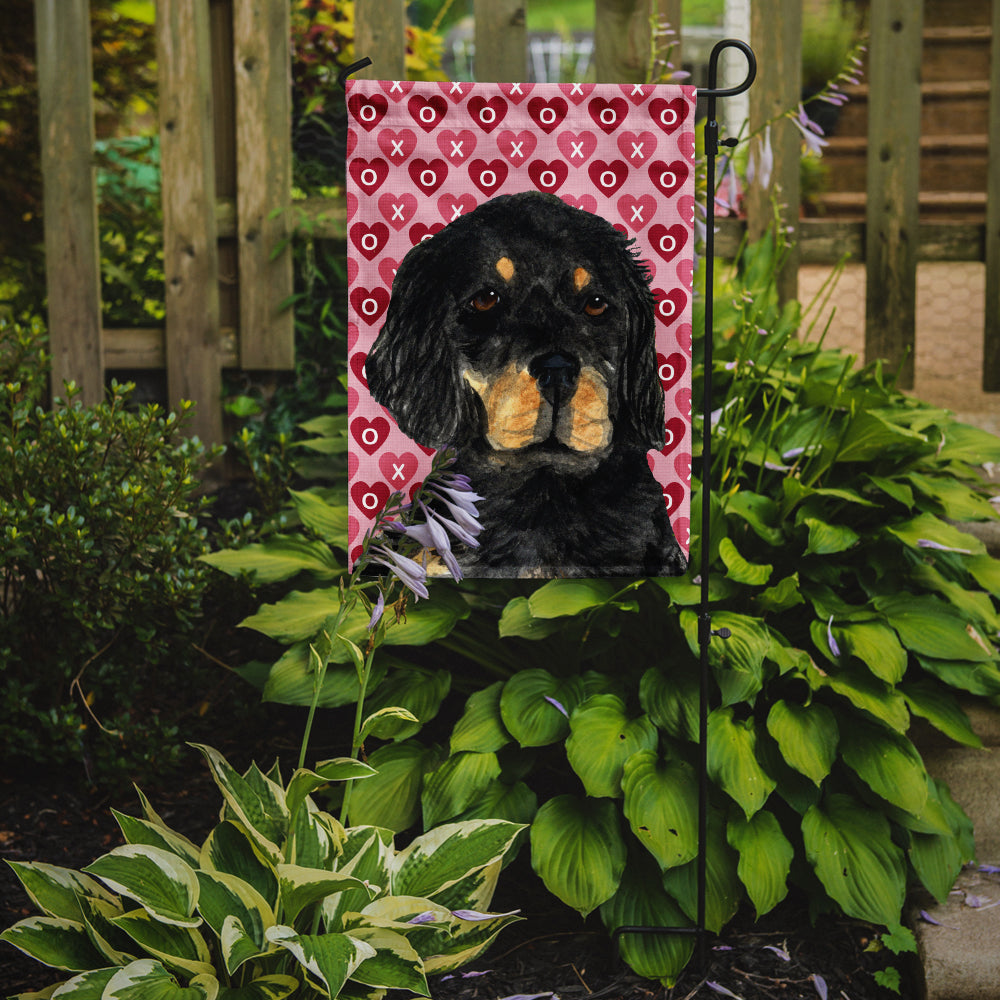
451, 908, 521, 921
715, 157, 741, 215
827, 616, 842, 658
791, 104, 828, 157
367, 590, 385, 631
979, 864, 1000, 874
747, 124, 774, 191
812, 974, 828, 1000
368, 544, 429, 600
763, 944, 791, 962
707, 983, 742, 999
407, 911, 438, 925
917, 538, 973, 555
544, 695, 569, 718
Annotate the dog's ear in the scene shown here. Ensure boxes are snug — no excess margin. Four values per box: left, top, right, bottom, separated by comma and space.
365, 238, 476, 450
616, 247, 666, 450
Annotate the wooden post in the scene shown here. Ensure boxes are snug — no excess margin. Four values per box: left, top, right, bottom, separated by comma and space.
34, 0, 104, 405
656, 0, 683, 78
354, 0, 406, 80
157, 0, 223, 444
233, 0, 294, 369
746, 0, 801, 305
474, 0, 526, 82
864, 0, 923, 389
594, 0, 652, 84
983, 0, 1000, 390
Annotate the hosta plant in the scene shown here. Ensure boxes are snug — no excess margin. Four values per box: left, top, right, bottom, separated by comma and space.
1, 744, 523, 999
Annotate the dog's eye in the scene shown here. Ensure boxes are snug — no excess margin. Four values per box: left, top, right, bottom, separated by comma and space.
472, 289, 500, 312
584, 296, 608, 317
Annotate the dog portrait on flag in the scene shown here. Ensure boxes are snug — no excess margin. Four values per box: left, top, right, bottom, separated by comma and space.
346, 79, 695, 579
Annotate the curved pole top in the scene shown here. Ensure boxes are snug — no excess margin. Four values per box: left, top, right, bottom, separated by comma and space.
701, 39, 756, 99
337, 57, 373, 90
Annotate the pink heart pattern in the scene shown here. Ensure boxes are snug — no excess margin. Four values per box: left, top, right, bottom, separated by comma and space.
346, 80, 696, 560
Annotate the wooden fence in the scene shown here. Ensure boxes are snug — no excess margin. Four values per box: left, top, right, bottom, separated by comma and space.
33, 0, 1000, 445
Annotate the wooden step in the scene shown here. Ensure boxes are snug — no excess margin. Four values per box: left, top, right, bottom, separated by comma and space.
813, 190, 987, 222
922, 25, 993, 83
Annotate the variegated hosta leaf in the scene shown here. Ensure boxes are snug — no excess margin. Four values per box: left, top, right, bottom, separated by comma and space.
727, 810, 793, 918
565, 695, 658, 799
4, 861, 118, 922
422, 907, 523, 975
706, 707, 776, 819
802, 793, 906, 926
0, 916, 107, 972
265, 926, 375, 998
200, 822, 278, 910
110, 908, 214, 979
112, 810, 202, 868
102, 958, 218, 999
77, 894, 136, 966
45, 966, 118, 997
288, 802, 343, 870
765, 700, 838, 786
214, 974, 299, 1000
599, 853, 694, 987
529, 795, 626, 917
285, 760, 375, 824
391, 820, 524, 901
195, 871, 274, 974
345, 926, 429, 995
323, 829, 393, 931
621, 751, 699, 871
83, 846, 200, 928
191, 745, 287, 863
277, 865, 376, 925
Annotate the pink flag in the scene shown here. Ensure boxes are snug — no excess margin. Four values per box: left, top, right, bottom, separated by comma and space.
346, 79, 694, 578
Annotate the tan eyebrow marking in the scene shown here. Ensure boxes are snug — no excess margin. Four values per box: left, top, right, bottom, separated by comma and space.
496, 257, 515, 282
573, 267, 591, 291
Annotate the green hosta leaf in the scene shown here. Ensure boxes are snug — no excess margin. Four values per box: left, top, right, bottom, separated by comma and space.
755, 573, 805, 614
393, 820, 524, 901
901, 680, 982, 748
421, 751, 502, 828
911, 562, 1000, 633
639, 664, 699, 742
681, 610, 770, 706
450, 682, 511, 754
599, 852, 694, 987
4, 862, 118, 922
724, 490, 784, 546
362, 667, 451, 740
530, 795, 626, 917
834, 621, 907, 684
103, 959, 218, 1000
802, 793, 906, 926
839, 718, 929, 817
621, 751, 698, 871
497, 597, 565, 639
83, 846, 200, 928
347, 740, 442, 832
707, 708, 776, 818
566, 695, 658, 798
527, 578, 619, 617
359, 706, 421, 742
200, 822, 278, 910
910, 472, 1000, 521
886, 512, 985, 557
111, 909, 214, 978
260, 644, 386, 709
803, 517, 859, 556
265, 926, 375, 998
809, 661, 910, 732
216, 975, 299, 1000
346, 926, 428, 994
727, 811, 793, 917
835, 410, 927, 463
453, 779, 538, 827
112, 812, 201, 868
936, 421, 1000, 464
195, 871, 273, 974
916, 655, 1000, 697
765, 700, 838, 786
718, 537, 772, 586
288, 489, 349, 545
661, 811, 741, 933
499, 670, 584, 747
909, 828, 965, 905
875, 594, 995, 662
277, 865, 374, 925
191, 746, 287, 862
200, 535, 341, 584
0, 916, 107, 971
967, 553, 1000, 597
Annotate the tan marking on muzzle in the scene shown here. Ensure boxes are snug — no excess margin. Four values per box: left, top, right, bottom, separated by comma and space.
464, 364, 547, 450
496, 257, 515, 282
573, 267, 591, 291
558, 365, 612, 452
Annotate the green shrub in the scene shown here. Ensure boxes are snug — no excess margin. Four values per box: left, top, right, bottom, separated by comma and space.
213, 232, 1000, 984
0, 317, 220, 783
1, 743, 524, 998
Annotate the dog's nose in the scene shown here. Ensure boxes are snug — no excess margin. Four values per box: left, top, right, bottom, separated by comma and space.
529, 352, 579, 391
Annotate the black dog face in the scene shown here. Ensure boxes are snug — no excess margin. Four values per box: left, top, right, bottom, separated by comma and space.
365, 190, 686, 578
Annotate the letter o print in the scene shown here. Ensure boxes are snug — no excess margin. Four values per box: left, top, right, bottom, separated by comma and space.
361, 232, 379, 252
361, 426, 380, 447
659, 170, 677, 191
659, 106, 678, 127
599, 170, 617, 189
659, 360, 675, 383
479, 168, 497, 189
360, 103, 377, 123
420, 168, 438, 188
658, 232, 677, 255
478, 106, 497, 125
361, 167, 379, 188
361, 490, 380, 512
539, 170, 556, 189
361, 297, 379, 318
600, 107, 617, 126
419, 105, 437, 124
658, 298, 677, 320
539, 107, 556, 125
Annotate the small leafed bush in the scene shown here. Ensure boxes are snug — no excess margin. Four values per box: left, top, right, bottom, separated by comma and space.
1, 744, 524, 998
0, 317, 218, 782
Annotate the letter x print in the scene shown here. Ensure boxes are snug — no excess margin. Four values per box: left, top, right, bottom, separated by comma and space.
389, 461, 407, 481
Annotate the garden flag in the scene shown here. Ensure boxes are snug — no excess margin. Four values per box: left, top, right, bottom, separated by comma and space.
346, 79, 695, 578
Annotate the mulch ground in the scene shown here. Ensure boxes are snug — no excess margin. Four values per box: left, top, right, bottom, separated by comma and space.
1, 735, 913, 1000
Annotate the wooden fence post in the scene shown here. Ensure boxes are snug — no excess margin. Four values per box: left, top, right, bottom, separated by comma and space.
594, 0, 652, 84
157, 0, 223, 445
354, 0, 406, 80
474, 0, 527, 82
864, 0, 923, 389
233, 0, 294, 370
746, 0, 801, 306
983, 0, 1000, 390
34, 0, 104, 405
